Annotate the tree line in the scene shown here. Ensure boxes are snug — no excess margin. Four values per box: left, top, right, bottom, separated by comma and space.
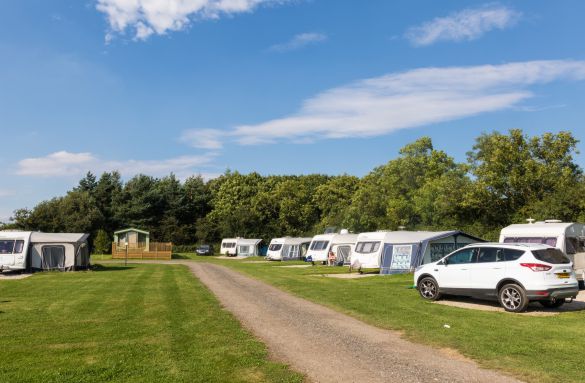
3, 129, 585, 252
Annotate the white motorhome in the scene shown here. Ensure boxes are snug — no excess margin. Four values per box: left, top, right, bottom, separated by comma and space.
0, 231, 90, 272
305, 230, 358, 265
499, 221, 585, 281
220, 238, 239, 256
266, 237, 312, 261
351, 230, 482, 271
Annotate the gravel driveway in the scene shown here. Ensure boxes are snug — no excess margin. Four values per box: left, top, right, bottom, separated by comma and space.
187, 262, 522, 383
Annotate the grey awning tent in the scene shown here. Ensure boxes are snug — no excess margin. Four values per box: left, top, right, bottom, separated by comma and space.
29, 232, 90, 271
379, 231, 485, 275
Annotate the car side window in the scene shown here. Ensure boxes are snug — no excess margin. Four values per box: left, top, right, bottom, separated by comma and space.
503, 248, 525, 261
477, 247, 499, 263
446, 248, 477, 264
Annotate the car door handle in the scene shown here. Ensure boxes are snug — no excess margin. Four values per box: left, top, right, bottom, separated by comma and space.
492, 267, 502, 270
460, 268, 468, 271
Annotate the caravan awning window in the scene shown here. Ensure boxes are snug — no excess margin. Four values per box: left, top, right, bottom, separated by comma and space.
310, 241, 329, 251
355, 241, 381, 254
566, 237, 585, 254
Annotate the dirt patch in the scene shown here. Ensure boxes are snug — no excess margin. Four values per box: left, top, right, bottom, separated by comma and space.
434, 292, 585, 316
187, 262, 522, 383
0, 272, 33, 280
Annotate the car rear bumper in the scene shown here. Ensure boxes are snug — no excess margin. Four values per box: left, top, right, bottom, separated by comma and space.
527, 286, 579, 300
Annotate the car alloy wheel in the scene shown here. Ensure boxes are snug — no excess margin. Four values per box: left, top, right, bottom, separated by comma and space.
419, 277, 440, 301
499, 283, 528, 312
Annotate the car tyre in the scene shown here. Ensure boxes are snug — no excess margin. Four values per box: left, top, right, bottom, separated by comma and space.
539, 298, 566, 308
499, 283, 529, 313
418, 277, 441, 301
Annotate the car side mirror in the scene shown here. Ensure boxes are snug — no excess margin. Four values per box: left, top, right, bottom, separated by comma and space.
440, 259, 448, 266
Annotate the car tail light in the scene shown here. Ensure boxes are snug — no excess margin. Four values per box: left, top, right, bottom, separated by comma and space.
520, 263, 552, 272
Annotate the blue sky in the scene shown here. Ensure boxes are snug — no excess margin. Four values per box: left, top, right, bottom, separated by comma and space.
1, 0, 585, 222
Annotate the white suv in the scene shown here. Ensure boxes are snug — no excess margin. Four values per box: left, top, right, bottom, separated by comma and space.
414, 243, 579, 312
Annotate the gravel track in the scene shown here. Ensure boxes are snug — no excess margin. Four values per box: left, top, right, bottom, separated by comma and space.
186, 262, 523, 383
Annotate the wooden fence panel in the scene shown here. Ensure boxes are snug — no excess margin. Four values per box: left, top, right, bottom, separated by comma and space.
111, 242, 173, 260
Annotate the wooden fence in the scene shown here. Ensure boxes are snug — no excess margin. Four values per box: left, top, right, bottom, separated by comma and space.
112, 242, 173, 260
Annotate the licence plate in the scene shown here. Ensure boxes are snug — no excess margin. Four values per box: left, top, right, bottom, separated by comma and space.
556, 273, 570, 279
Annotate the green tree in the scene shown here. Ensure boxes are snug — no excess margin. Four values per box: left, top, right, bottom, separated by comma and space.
93, 229, 111, 254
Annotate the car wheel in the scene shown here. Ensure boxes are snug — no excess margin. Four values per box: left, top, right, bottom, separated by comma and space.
539, 298, 566, 308
418, 277, 441, 301
498, 284, 529, 313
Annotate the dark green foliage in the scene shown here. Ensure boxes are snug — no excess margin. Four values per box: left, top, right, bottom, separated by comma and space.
93, 229, 111, 254
7, 130, 585, 243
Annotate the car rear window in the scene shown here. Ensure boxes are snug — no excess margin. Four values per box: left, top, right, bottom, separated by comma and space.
532, 249, 571, 264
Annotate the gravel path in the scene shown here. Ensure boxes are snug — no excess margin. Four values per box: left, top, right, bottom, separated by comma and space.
186, 262, 522, 383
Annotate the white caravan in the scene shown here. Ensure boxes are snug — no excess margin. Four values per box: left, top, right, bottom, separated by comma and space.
266, 237, 312, 261
305, 230, 358, 265
351, 230, 481, 271
500, 221, 585, 281
0, 231, 90, 272
220, 238, 239, 256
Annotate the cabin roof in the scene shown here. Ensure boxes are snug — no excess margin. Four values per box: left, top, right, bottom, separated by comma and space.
114, 227, 150, 235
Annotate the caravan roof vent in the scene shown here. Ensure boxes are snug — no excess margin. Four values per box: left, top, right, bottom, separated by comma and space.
544, 219, 563, 223
526, 218, 535, 224
339, 229, 349, 235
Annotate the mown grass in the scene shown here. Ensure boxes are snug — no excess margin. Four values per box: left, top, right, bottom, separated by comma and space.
189, 255, 585, 383
0, 263, 302, 383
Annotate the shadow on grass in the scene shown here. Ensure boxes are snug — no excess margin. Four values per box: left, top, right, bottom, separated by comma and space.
91, 264, 135, 272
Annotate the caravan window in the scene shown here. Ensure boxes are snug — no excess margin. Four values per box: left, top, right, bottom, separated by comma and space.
503, 237, 557, 247
13, 240, 24, 253
0, 240, 15, 254
269, 244, 282, 251
355, 241, 381, 253
310, 241, 329, 251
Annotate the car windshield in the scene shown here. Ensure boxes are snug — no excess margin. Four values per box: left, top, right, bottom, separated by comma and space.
532, 248, 571, 264
199, 245, 210, 250
269, 244, 282, 251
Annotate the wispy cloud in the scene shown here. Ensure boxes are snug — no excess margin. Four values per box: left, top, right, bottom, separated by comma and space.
181, 60, 585, 146
269, 32, 328, 52
180, 129, 224, 149
406, 4, 521, 46
0, 189, 15, 198
16, 151, 218, 178
96, 0, 289, 42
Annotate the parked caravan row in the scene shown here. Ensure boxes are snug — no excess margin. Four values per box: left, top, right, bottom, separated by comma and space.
220, 238, 264, 257
0, 231, 90, 272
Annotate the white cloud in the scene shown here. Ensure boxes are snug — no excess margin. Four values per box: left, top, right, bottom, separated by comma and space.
190, 60, 585, 145
16, 151, 217, 178
406, 4, 521, 46
269, 32, 328, 52
180, 129, 224, 149
0, 189, 15, 198
96, 0, 288, 41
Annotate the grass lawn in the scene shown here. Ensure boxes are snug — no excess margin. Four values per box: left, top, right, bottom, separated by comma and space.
0, 263, 302, 383
190, 256, 585, 383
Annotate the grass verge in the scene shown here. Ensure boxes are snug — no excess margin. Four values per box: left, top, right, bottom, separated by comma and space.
0, 263, 302, 383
